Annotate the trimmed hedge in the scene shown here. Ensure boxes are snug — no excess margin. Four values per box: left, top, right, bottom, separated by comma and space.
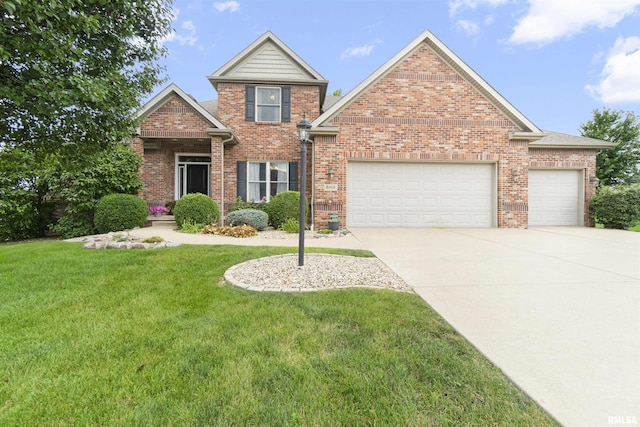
94, 194, 148, 233
173, 193, 219, 228
591, 184, 640, 229
265, 191, 306, 229
226, 208, 268, 231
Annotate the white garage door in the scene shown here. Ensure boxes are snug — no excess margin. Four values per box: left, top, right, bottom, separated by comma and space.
347, 162, 494, 227
529, 169, 582, 226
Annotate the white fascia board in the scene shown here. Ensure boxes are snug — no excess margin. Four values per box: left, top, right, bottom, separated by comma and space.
136, 83, 229, 131
208, 31, 326, 83
312, 29, 542, 133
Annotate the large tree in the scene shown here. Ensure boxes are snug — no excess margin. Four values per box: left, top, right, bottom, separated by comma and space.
0, 0, 172, 156
580, 108, 640, 186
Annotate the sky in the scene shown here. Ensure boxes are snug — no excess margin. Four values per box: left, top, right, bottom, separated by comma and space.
157, 0, 640, 136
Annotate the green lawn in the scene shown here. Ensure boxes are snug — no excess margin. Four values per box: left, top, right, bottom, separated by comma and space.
0, 242, 556, 426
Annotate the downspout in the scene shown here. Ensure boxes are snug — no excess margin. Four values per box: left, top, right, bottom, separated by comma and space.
219, 133, 235, 226
310, 137, 315, 231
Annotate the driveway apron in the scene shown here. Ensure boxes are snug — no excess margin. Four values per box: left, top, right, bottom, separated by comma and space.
350, 227, 640, 427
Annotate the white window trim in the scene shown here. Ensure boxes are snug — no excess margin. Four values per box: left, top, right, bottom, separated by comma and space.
174, 153, 212, 200
247, 161, 289, 202
255, 86, 281, 123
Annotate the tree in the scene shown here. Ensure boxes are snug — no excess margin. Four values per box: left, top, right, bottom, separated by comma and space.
580, 109, 640, 186
0, 0, 172, 156
331, 88, 343, 96
48, 143, 144, 238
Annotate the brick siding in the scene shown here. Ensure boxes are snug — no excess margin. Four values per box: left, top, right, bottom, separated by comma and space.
135, 40, 598, 229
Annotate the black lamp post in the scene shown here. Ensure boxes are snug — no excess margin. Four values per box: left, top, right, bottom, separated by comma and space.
296, 113, 312, 267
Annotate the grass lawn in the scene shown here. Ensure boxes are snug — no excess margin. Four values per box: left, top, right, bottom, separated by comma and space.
0, 242, 556, 426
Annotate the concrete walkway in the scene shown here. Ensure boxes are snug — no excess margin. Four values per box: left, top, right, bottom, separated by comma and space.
129, 223, 367, 250
350, 227, 640, 427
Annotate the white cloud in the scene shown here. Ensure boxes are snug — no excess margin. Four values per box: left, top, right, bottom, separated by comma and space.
163, 19, 198, 47
214, 1, 240, 13
456, 19, 481, 36
586, 36, 640, 103
341, 38, 382, 60
449, 0, 510, 17
508, 0, 640, 45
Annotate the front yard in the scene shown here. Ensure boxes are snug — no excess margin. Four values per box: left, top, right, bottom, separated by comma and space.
0, 242, 556, 426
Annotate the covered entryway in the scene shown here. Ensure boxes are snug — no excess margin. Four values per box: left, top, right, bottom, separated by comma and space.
175, 154, 212, 199
347, 162, 495, 227
528, 169, 582, 226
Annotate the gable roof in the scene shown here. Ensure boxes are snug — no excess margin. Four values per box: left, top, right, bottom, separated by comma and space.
137, 83, 228, 130
208, 31, 328, 105
136, 83, 239, 144
312, 29, 541, 134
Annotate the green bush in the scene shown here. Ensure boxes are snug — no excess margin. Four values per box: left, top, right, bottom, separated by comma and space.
279, 217, 300, 233
173, 193, 219, 229
226, 208, 268, 231
265, 191, 306, 229
0, 148, 56, 241
49, 143, 143, 238
228, 196, 268, 213
591, 184, 640, 229
94, 194, 148, 233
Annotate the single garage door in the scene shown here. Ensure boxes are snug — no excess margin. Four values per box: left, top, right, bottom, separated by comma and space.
529, 169, 582, 226
347, 162, 494, 227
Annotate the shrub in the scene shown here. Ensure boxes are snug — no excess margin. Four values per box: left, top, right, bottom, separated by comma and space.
591, 184, 640, 229
49, 143, 143, 238
279, 217, 300, 233
265, 191, 306, 229
178, 219, 204, 234
173, 193, 219, 228
0, 147, 56, 241
226, 208, 268, 230
94, 194, 148, 233
228, 196, 268, 213
202, 224, 258, 238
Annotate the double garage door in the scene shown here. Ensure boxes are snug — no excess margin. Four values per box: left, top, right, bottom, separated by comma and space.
347, 162, 582, 227
347, 162, 494, 227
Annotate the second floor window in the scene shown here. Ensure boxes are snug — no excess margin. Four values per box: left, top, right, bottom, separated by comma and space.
256, 87, 281, 122
245, 85, 291, 123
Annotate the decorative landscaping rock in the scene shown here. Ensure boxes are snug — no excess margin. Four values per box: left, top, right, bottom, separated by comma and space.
78, 231, 180, 250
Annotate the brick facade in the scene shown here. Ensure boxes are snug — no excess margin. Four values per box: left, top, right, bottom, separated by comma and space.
134, 31, 607, 229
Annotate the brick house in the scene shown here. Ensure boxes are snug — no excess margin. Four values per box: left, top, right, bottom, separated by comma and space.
133, 30, 613, 229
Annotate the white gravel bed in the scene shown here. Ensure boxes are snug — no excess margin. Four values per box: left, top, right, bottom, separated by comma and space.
224, 253, 413, 293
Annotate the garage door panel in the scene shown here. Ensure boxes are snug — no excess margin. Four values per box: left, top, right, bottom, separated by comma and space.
529, 170, 581, 226
347, 162, 493, 227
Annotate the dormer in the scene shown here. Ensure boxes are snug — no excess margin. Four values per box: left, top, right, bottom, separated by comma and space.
208, 31, 328, 122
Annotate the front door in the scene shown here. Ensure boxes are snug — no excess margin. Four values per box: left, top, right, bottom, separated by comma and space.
176, 154, 211, 199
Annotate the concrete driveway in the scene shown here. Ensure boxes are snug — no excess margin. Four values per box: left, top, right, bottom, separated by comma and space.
350, 227, 640, 427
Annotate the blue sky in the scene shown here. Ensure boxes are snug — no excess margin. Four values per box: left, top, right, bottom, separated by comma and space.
158, 0, 640, 135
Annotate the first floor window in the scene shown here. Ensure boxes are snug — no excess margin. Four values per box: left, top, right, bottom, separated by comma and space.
248, 161, 288, 202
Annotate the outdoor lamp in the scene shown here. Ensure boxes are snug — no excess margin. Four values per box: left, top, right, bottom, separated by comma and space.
297, 113, 312, 143
296, 113, 312, 267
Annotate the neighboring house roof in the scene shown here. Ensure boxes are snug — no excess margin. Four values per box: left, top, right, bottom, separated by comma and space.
312, 29, 542, 134
208, 31, 329, 106
529, 131, 616, 149
136, 83, 238, 144
322, 95, 342, 112
199, 99, 218, 118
